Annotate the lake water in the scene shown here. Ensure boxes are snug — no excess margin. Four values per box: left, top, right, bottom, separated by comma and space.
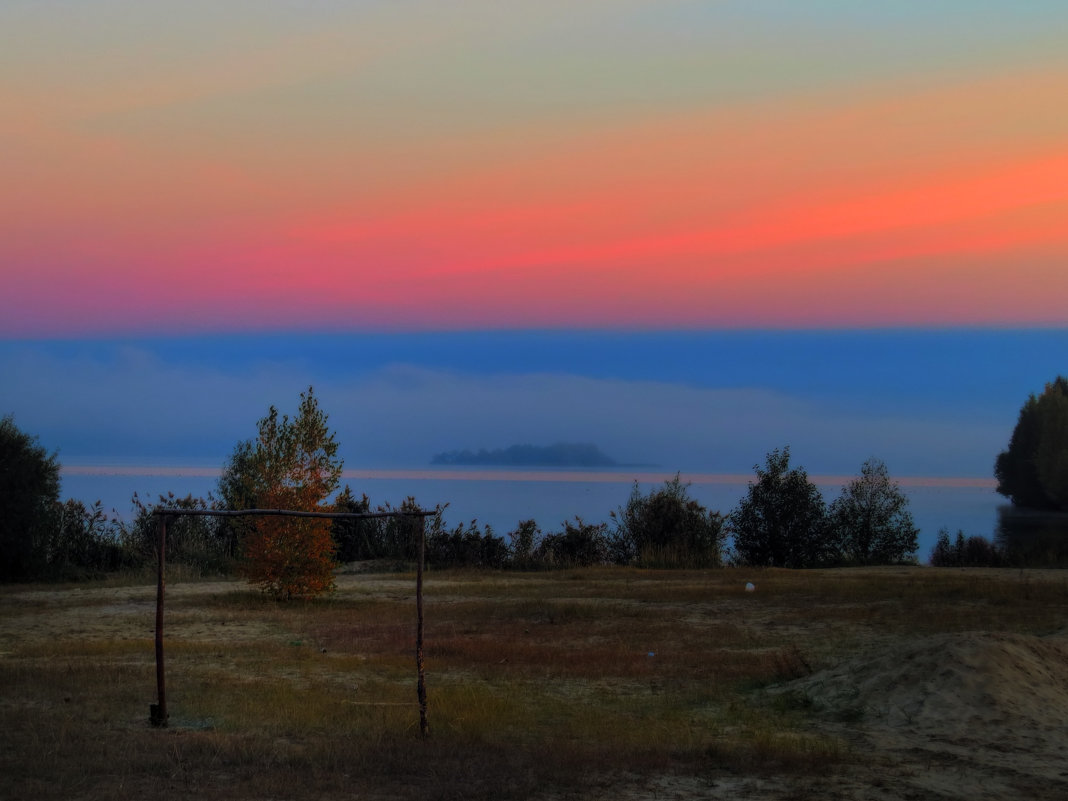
61, 466, 1005, 563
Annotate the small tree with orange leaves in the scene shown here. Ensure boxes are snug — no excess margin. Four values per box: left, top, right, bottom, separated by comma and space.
220, 388, 343, 599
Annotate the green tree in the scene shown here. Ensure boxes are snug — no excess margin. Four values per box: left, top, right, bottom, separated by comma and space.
995, 377, 1068, 510
0, 415, 60, 581
728, 447, 831, 568
611, 475, 725, 567
218, 388, 343, 598
829, 459, 918, 565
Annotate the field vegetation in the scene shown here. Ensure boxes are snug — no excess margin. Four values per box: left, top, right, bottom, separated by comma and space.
2, 566, 1067, 800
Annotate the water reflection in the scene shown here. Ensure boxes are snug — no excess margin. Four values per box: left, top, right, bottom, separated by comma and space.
996, 506, 1068, 567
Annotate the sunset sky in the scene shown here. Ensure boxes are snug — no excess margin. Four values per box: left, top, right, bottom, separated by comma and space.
4, 1, 1068, 334
2, 3, 1066, 493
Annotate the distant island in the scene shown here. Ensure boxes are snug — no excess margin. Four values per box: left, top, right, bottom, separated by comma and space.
431, 442, 620, 467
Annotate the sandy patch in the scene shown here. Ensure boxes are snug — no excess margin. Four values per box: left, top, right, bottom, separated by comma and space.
777, 631, 1068, 799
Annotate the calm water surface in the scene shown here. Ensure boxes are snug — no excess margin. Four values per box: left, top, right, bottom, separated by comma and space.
62, 466, 1004, 562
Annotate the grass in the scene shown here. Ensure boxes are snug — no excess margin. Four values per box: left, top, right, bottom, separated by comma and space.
1, 566, 1066, 800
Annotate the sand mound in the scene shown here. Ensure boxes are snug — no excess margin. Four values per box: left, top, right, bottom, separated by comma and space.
790, 632, 1068, 732
786, 632, 1068, 734
778, 632, 1068, 798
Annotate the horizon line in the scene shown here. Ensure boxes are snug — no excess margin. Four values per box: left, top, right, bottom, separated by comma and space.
60, 465, 998, 489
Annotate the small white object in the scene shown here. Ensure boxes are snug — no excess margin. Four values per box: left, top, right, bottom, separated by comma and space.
745, 582, 756, 592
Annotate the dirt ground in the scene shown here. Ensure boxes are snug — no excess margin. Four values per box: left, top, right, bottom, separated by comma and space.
2, 569, 1067, 800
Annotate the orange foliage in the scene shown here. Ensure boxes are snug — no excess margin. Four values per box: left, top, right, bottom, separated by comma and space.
225, 388, 343, 600
241, 489, 338, 600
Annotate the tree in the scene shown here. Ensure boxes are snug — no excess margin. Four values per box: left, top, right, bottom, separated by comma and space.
218, 388, 343, 599
929, 527, 1003, 567
829, 459, 918, 565
0, 415, 60, 581
611, 475, 724, 567
995, 377, 1068, 510
728, 447, 831, 568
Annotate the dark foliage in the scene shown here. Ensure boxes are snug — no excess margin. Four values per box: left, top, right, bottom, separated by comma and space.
995, 376, 1068, 510
331, 487, 382, 561
0, 415, 61, 581
507, 519, 540, 569
426, 518, 510, 569
534, 517, 616, 567
929, 527, 1004, 567
124, 492, 234, 574
612, 475, 725, 566
47, 500, 129, 578
994, 506, 1068, 567
829, 459, 918, 565
729, 448, 832, 568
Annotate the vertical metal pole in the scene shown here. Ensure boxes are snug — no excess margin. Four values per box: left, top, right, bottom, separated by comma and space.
151, 514, 168, 727
415, 515, 429, 738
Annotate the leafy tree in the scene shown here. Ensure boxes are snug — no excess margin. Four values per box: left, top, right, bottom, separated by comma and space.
995, 377, 1068, 510
611, 475, 724, 567
0, 415, 60, 581
829, 459, 918, 564
218, 388, 343, 599
728, 447, 831, 568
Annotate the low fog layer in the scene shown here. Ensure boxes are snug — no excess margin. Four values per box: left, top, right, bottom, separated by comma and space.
3, 331, 1063, 478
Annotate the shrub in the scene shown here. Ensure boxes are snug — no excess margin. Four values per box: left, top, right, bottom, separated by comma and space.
47, 500, 128, 578
426, 519, 509, 569
123, 492, 234, 575
507, 519, 540, 569
612, 475, 725, 567
332, 488, 383, 562
534, 517, 615, 567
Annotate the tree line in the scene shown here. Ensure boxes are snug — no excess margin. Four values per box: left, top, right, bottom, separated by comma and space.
4, 375, 1064, 593
1, 391, 919, 591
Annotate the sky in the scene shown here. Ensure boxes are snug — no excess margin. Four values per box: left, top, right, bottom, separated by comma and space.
2, 3, 1067, 491
3, 1, 1068, 334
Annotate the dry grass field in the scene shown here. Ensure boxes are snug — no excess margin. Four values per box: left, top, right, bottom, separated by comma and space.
2, 565, 1067, 800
